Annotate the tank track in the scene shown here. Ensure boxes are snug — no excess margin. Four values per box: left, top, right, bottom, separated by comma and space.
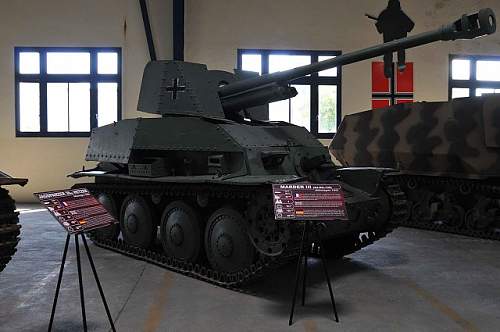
0, 188, 21, 272
321, 176, 408, 258
390, 175, 500, 241
74, 179, 405, 289
76, 182, 299, 289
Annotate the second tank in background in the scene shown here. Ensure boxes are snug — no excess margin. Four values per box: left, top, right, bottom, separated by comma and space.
330, 95, 500, 240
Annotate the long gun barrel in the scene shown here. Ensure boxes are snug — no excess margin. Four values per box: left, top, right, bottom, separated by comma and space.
219, 8, 496, 105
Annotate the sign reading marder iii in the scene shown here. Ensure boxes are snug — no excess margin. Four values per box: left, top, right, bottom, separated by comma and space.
70, 9, 496, 286
272, 183, 348, 221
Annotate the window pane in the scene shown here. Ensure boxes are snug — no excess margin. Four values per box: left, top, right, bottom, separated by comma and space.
451, 59, 470, 80
47, 83, 69, 132
241, 54, 261, 75
476, 88, 494, 97
451, 88, 470, 99
98, 83, 118, 127
48, 83, 91, 132
47, 52, 90, 74
319, 85, 337, 133
19, 52, 40, 74
98, 52, 118, 74
269, 55, 311, 73
477, 61, 500, 81
269, 100, 289, 122
19, 82, 40, 132
69, 83, 90, 132
476, 88, 500, 97
318, 56, 337, 77
290, 85, 310, 130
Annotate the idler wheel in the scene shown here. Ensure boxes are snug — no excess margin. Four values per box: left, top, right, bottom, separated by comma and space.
160, 201, 202, 262
120, 195, 156, 248
205, 207, 254, 273
92, 193, 120, 240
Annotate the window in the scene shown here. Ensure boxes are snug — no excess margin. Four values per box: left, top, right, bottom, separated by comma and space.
15, 47, 122, 137
449, 55, 500, 100
238, 49, 342, 139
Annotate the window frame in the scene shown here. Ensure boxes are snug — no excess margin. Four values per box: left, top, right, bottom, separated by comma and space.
237, 49, 342, 139
449, 54, 500, 100
14, 47, 122, 137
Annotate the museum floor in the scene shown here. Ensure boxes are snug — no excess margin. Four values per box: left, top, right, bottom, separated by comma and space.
1, 205, 499, 332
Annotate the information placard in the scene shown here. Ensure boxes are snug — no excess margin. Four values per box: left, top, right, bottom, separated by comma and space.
34, 188, 117, 234
272, 183, 348, 221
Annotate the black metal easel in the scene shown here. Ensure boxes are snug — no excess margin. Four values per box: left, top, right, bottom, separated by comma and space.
289, 220, 339, 325
48, 233, 116, 332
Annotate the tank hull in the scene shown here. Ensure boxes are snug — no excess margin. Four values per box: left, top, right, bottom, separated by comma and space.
69, 108, 412, 285
330, 96, 500, 239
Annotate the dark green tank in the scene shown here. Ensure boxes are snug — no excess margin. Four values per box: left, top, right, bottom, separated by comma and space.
0, 171, 27, 272
71, 9, 495, 285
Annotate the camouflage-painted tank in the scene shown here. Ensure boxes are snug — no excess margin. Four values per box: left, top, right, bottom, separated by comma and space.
71, 9, 495, 285
0, 171, 27, 272
330, 95, 500, 239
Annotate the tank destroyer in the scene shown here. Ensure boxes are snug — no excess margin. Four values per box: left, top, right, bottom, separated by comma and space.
0, 171, 27, 272
331, 94, 500, 240
71, 9, 495, 286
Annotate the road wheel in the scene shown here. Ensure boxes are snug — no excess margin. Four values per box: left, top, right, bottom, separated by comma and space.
120, 195, 156, 248
205, 207, 254, 273
160, 201, 202, 262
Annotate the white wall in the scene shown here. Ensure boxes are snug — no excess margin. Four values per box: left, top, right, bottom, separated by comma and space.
0, 0, 172, 201
184, 0, 500, 141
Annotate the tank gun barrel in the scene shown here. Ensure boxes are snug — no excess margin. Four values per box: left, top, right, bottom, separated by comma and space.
219, 8, 496, 99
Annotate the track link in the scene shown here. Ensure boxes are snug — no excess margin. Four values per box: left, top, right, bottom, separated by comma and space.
0, 188, 21, 272
391, 175, 500, 241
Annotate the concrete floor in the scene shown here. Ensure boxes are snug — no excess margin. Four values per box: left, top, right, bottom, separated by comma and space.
1, 206, 500, 332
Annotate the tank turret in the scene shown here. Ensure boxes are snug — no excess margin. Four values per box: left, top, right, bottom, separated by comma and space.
71, 9, 496, 285
137, 9, 495, 120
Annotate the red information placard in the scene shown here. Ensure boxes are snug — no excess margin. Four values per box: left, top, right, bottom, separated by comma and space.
34, 188, 117, 234
272, 183, 348, 221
